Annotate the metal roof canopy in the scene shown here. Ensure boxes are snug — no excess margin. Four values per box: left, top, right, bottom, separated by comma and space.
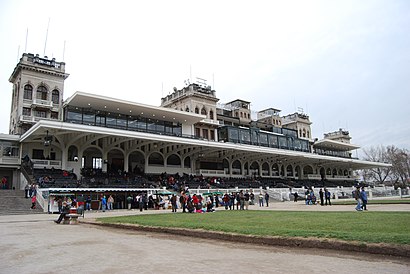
20, 120, 391, 171
313, 139, 360, 151
63, 91, 205, 124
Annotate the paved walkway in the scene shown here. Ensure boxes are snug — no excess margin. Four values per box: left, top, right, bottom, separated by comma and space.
1, 203, 409, 274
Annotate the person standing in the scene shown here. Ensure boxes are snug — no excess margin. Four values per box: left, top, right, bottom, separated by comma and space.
127, 194, 133, 210
265, 192, 270, 207
244, 190, 250, 210
180, 193, 187, 213
107, 195, 114, 210
1, 176, 7, 189
360, 187, 368, 211
171, 194, 177, 212
293, 192, 299, 202
258, 192, 264, 207
325, 188, 331, 206
85, 195, 92, 211
139, 194, 145, 212
101, 195, 107, 212
24, 184, 30, 198
319, 188, 324, 206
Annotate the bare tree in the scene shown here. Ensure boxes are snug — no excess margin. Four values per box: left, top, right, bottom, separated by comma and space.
387, 146, 410, 186
362, 145, 392, 184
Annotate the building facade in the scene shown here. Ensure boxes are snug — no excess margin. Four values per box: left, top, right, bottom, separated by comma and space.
0, 53, 390, 190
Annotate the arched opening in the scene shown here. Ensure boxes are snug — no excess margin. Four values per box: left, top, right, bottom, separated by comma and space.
67, 145, 78, 161
344, 169, 349, 176
36, 85, 48, 100
128, 150, 145, 175
286, 165, 293, 177
148, 152, 164, 166
52, 90, 60, 104
272, 163, 279, 176
262, 162, 269, 176
107, 149, 125, 174
303, 165, 314, 175
250, 161, 259, 177
167, 154, 181, 167
223, 159, 229, 175
184, 156, 191, 168
82, 147, 103, 170
201, 107, 207, 115
232, 160, 242, 175
24, 84, 33, 100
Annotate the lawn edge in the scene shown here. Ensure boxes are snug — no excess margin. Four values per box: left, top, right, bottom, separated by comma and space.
81, 219, 410, 258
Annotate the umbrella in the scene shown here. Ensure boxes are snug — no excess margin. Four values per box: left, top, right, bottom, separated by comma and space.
213, 191, 224, 195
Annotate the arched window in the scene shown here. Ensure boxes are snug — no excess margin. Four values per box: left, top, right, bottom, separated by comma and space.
36, 85, 48, 100
52, 90, 60, 104
24, 84, 33, 100
201, 107, 207, 115
195, 107, 199, 114
209, 110, 214, 119
185, 107, 190, 112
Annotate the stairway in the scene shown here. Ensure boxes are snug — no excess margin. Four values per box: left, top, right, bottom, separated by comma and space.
0, 190, 44, 215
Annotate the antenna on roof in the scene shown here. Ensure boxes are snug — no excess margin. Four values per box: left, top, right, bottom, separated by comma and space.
24, 28, 28, 53
16, 45, 20, 63
43, 18, 50, 57
62, 40, 66, 62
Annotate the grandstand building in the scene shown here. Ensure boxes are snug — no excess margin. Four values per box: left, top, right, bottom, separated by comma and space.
0, 53, 389, 191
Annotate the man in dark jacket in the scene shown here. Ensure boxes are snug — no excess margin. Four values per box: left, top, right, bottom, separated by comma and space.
54, 202, 70, 224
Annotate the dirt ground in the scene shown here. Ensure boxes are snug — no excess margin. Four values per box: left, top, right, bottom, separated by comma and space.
1, 203, 409, 274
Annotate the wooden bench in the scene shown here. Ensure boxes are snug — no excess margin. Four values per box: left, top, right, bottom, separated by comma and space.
62, 214, 80, 225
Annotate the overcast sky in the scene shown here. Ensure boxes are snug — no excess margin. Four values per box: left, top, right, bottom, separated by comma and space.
0, 0, 409, 153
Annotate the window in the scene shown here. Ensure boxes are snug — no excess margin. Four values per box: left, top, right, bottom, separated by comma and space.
209, 110, 214, 119
23, 107, 31, 116
35, 110, 47, 118
202, 129, 208, 139
195, 107, 199, 114
24, 85, 33, 100
92, 157, 103, 169
195, 128, 200, 137
210, 130, 215, 140
201, 107, 207, 115
36, 85, 48, 100
52, 90, 59, 104
185, 107, 189, 112
50, 112, 58, 119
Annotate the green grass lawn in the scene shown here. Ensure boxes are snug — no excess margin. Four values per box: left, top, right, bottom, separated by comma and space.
98, 210, 410, 245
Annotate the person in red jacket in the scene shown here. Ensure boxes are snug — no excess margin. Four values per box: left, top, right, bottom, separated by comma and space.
31, 195, 37, 209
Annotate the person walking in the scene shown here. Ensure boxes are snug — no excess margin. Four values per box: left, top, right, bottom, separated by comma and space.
265, 192, 270, 207
360, 187, 368, 210
127, 195, 133, 210
353, 186, 362, 211
30, 195, 37, 209
325, 188, 331, 206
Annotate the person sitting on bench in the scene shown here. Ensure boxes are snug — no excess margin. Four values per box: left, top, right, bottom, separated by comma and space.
54, 202, 70, 224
